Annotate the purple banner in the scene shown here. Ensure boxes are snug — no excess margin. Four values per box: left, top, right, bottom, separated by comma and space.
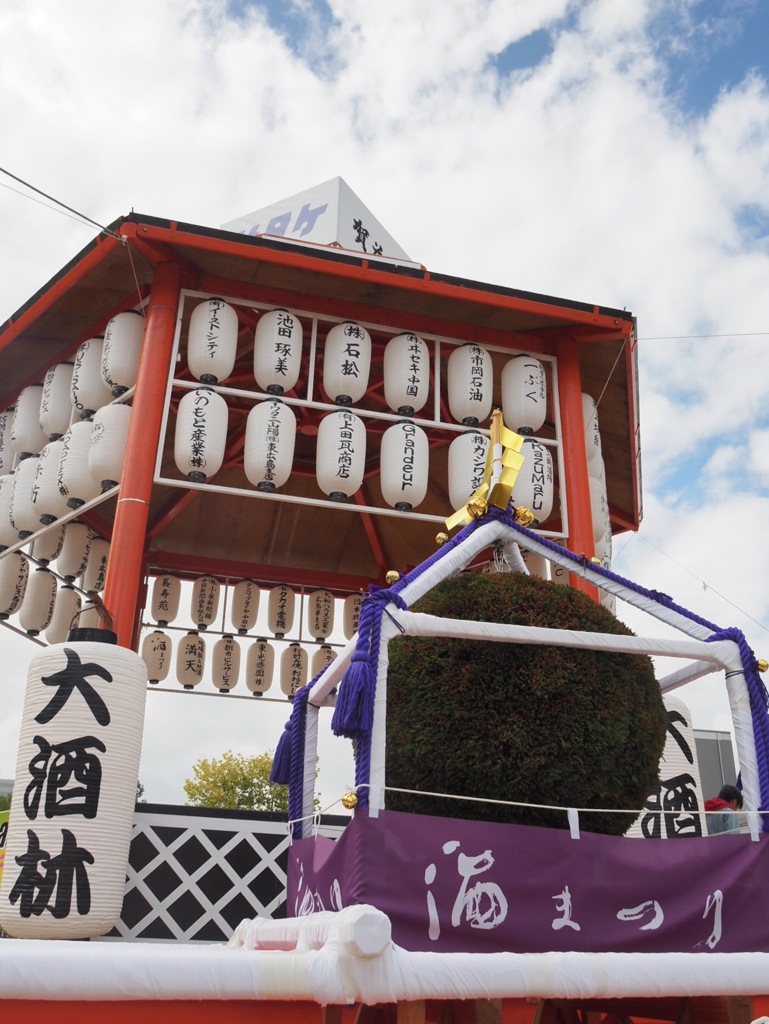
288, 809, 769, 953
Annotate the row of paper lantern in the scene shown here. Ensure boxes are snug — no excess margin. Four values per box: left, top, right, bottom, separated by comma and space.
142, 629, 337, 697
0, 404, 132, 544
174, 392, 557, 519
185, 297, 549, 429
149, 574, 362, 642
0, 312, 142, 472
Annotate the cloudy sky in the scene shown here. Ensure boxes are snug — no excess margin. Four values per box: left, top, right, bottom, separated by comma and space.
1, 0, 768, 808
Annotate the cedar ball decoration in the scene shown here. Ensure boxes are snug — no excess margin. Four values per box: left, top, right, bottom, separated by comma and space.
386, 571, 666, 835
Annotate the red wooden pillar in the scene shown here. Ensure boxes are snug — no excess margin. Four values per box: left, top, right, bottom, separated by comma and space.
555, 337, 597, 600
102, 262, 183, 647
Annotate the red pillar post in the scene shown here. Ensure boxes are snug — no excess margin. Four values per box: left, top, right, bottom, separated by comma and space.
102, 262, 183, 646
555, 337, 598, 600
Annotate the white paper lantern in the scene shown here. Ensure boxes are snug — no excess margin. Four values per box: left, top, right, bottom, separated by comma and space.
447, 343, 492, 425
280, 642, 307, 699
307, 589, 334, 641
590, 476, 610, 545
0, 407, 15, 475
32, 439, 69, 524
150, 574, 181, 626
174, 387, 228, 482
191, 574, 220, 630
380, 420, 429, 511
342, 593, 362, 640
45, 584, 81, 645
253, 308, 303, 395
267, 583, 295, 637
511, 440, 554, 526
0, 551, 29, 618
71, 338, 113, 419
448, 430, 489, 511
230, 579, 259, 635
9, 455, 41, 538
187, 297, 238, 385
551, 560, 571, 586
582, 393, 603, 472
40, 363, 74, 440
212, 634, 241, 692
245, 639, 274, 696
31, 523, 65, 566
142, 629, 172, 684
56, 523, 92, 581
520, 548, 550, 580
384, 332, 429, 415
316, 410, 365, 500
101, 310, 144, 396
0, 471, 19, 549
11, 387, 46, 459
311, 644, 337, 678
323, 321, 372, 405
595, 528, 613, 570
0, 636, 147, 938
82, 538, 110, 594
89, 403, 132, 491
19, 565, 57, 635
58, 421, 100, 509
502, 355, 547, 435
78, 602, 103, 629
177, 631, 206, 688
244, 400, 296, 492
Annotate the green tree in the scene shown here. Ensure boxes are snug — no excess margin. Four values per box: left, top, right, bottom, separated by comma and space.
0, 793, 10, 812
184, 750, 319, 813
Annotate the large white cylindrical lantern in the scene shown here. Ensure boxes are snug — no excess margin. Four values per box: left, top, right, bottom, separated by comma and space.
384, 332, 429, 415
245, 639, 274, 696
191, 575, 220, 630
89, 403, 132, 491
0, 407, 15, 475
11, 386, 47, 458
0, 551, 29, 619
267, 584, 295, 638
280, 642, 307, 699
253, 308, 303, 395
380, 421, 429, 511
33, 440, 69, 524
0, 635, 147, 939
307, 589, 334, 641
40, 363, 74, 440
212, 634, 241, 692
9, 455, 41, 538
510, 440, 554, 526
101, 310, 144, 396
142, 630, 172, 684
174, 387, 228, 483
447, 344, 492, 426
59, 421, 100, 509
150, 575, 181, 626
244, 400, 296, 492
32, 524, 65, 566
18, 566, 57, 635
177, 631, 205, 689
323, 321, 371, 406
71, 338, 113, 419
448, 430, 489, 511
187, 297, 238, 385
0, 471, 18, 550
501, 355, 547, 435
56, 523, 92, 582
316, 410, 365, 501
312, 644, 337, 678
595, 527, 613, 571
590, 476, 610, 545
45, 585, 81, 645
582, 393, 603, 472
342, 593, 362, 640
82, 538, 110, 594
230, 579, 259, 635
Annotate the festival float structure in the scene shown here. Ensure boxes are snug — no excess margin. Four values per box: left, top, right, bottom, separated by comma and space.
0, 178, 767, 1023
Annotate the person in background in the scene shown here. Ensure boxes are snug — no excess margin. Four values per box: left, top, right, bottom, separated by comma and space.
704, 784, 743, 835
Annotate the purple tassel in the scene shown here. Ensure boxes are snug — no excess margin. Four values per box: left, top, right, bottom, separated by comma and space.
331, 650, 375, 739
271, 720, 292, 784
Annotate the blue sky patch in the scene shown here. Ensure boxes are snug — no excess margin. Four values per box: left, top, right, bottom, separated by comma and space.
226, 0, 339, 75
490, 29, 554, 77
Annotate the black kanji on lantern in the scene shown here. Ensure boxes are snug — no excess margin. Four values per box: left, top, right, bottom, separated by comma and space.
35, 648, 113, 726
24, 734, 107, 820
9, 828, 94, 918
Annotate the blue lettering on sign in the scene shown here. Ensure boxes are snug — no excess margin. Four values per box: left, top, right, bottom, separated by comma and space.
246, 201, 328, 238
